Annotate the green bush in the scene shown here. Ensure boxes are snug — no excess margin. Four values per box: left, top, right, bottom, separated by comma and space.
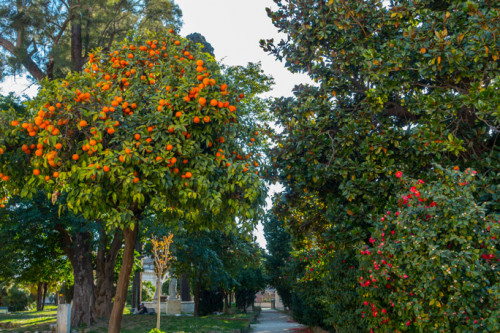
285, 248, 366, 332
148, 329, 165, 333
358, 167, 499, 332
4, 286, 31, 312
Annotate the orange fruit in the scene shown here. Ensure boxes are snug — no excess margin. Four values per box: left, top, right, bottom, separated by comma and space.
196, 60, 204, 66
198, 97, 206, 106
53, 172, 59, 178
103, 165, 110, 172
79, 120, 88, 127
33, 169, 40, 175
185, 172, 192, 178
72, 154, 79, 160
107, 128, 115, 135
11, 120, 19, 126
193, 116, 200, 124
204, 116, 210, 123
133, 177, 140, 183
134, 134, 141, 140
119, 155, 125, 162
166, 144, 173, 151
210, 99, 218, 106
55, 143, 62, 149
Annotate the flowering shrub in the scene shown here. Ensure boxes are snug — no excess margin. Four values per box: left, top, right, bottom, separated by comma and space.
358, 166, 499, 332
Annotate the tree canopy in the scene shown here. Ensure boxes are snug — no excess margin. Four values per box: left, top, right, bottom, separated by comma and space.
262, 0, 499, 331
0, 28, 267, 332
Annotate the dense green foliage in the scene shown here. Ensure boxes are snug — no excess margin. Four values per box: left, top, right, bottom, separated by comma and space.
262, 0, 499, 331
0, 193, 71, 282
358, 167, 499, 332
234, 267, 265, 312
262, 213, 293, 309
171, 227, 264, 315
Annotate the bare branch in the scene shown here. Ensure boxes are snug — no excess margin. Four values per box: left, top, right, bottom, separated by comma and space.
0, 35, 45, 81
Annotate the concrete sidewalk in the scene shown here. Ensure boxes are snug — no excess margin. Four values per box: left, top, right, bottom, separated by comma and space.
251, 308, 308, 333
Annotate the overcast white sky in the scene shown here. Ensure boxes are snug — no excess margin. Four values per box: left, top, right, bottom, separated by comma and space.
0, 0, 309, 249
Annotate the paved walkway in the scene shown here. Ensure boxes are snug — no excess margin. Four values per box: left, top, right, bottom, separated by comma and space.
251, 308, 308, 333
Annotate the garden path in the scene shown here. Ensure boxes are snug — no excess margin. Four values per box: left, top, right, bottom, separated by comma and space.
251, 308, 309, 333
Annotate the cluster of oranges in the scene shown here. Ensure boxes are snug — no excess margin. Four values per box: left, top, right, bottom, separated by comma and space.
2, 29, 261, 198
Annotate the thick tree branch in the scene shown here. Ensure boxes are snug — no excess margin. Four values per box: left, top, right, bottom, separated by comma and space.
107, 230, 124, 263
384, 101, 418, 120
54, 223, 73, 261
53, 14, 73, 46
0, 35, 45, 81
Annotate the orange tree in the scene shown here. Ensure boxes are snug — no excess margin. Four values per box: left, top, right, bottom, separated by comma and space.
0, 29, 265, 332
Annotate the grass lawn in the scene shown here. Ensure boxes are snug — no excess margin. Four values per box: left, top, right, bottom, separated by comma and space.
0, 305, 256, 332
0, 305, 57, 331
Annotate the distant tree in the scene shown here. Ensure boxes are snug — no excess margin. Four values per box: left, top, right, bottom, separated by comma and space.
234, 266, 265, 313
263, 211, 293, 309
0, 194, 71, 311
0, 0, 183, 81
186, 33, 215, 57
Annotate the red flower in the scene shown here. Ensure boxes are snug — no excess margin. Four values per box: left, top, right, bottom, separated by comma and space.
395, 171, 403, 178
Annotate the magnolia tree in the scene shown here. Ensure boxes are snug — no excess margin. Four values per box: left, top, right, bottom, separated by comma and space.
0, 29, 265, 332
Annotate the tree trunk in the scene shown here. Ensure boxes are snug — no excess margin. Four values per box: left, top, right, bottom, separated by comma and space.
156, 274, 161, 329
36, 282, 43, 311
70, 20, 84, 72
193, 272, 201, 317
223, 291, 230, 313
108, 225, 138, 333
180, 274, 191, 301
71, 231, 95, 327
42, 282, 48, 310
131, 269, 142, 309
94, 262, 116, 318
131, 240, 143, 309
95, 228, 123, 318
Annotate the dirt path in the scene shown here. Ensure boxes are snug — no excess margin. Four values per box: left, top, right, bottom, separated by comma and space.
251, 308, 308, 333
